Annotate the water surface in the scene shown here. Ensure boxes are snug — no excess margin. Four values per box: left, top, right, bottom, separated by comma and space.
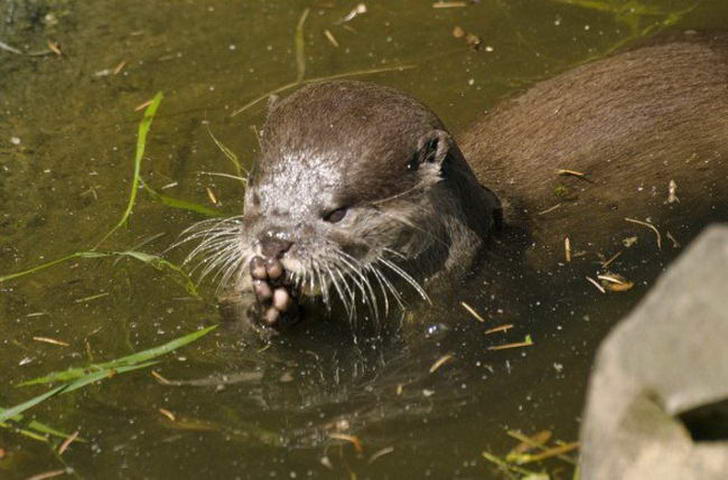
2, 1, 727, 478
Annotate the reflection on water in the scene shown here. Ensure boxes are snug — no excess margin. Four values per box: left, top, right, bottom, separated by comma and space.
1, 0, 727, 478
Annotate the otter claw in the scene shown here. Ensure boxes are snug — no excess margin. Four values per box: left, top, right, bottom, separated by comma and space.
248, 256, 300, 330
253, 279, 273, 301
265, 258, 284, 280
251, 256, 268, 280
273, 287, 292, 311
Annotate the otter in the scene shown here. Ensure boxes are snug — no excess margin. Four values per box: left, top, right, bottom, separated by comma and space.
184, 32, 728, 334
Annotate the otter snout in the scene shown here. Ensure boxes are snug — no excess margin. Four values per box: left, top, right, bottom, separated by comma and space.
258, 228, 294, 259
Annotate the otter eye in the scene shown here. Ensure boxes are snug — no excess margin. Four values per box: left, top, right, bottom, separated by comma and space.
323, 207, 348, 223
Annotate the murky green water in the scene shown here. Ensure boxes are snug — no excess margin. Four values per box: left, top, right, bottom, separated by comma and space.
2, 1, 728, 478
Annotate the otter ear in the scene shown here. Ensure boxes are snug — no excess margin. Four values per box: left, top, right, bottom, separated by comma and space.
408, 130, 451, 172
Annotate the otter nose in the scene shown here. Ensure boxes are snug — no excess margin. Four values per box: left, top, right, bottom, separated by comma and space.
259, 230, 294, 259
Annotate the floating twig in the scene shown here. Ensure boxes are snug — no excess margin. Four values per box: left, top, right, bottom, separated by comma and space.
429, 354, 454, 373
461, 301, 487, 322
368, 446, 394, 464
666, 231, 680, 248
26, 469, 67, 480
508, 430, 552, 456
0, 40, 23, 55
485, 324, 513, 335
338, 3, 367, 23
329, 433, 364, 453
556, 168, 594, 183
47, 40, 62, 56
74, 292, 110, 303
537, 203, 561, 215
625, 217, 662, 250
518, 442, 579, 464
488, 335, 533, 351
159, 408, 176, 421
564, 236, 571, 263
323, 29, 339, 47
433, 1, 467, 7
598, 273, 634, 292
205, 186, 219, 205
57, 430, 80, 455
601, 250, 622, 268
113, 60, 127, 75
585, 276, 606, 294
666, 179, 679, 204
506, 430, 577, 465
32, 337, 70, 347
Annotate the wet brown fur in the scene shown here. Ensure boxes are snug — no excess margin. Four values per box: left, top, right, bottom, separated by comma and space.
461, 33, 728, 264
220, 32, 728, 330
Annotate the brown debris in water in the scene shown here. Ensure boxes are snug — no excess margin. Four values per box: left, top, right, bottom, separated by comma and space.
113, 60, 127, 75
25, 470, 67, 480
598, 273, 634, 292
556, 168, 594, 183
622, 236, 638, 247
508, 430, 552, 457
461, 301, 487, 322
625, 217, 662, 250
57, 431, 80, 455
429, 354, 454, 373
564, 236, 572, 263
485, 324, 513, 335
585, 276, 606, 294
434, 1, 468, 8
537, 203, 561, 215
159, 408, 176, 422
667, 231, 681, 248
206, 186, 219, 205
338, 3, 367, 24
506, 430, 579, 465
329, 433, 364, 454
368, 446, 394, 464
134, 99, 154, 112
32, 336, 70, 347
488, 335, 533, 351
452, 25, 481, 49
323, 29, 340, 47
47, 40, 62, 56
666, 179, 680, 204
600, 250, 622, 268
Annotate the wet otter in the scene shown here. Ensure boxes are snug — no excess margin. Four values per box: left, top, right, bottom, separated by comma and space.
185, 32, 728, 334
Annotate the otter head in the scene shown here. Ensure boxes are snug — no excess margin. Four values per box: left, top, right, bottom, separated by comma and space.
185, 81, 499, 331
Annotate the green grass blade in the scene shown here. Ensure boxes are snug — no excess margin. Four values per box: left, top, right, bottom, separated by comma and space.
0, 423, 51, 442
0, 411, 84, 442
143, 180, 224, 218
108, 325, 217, 367
94, 91, 164, 249
0, 253, 82, 283
294, 8, 310, 83
18, 325, 217, 387
62, 361, 159, 393
206, 125, 246, 178
0, 385, 67, 423
109, 250, 201, 298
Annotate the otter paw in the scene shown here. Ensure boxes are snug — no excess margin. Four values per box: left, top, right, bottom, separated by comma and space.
249, 256, 300, 329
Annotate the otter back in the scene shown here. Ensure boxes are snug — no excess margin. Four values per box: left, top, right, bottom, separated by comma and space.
461, 33, 728, 262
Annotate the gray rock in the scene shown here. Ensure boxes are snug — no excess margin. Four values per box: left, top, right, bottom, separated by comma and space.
580, 224, 728, 480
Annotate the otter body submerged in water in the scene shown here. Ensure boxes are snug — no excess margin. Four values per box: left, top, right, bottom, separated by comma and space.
186, 33, 728, 334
